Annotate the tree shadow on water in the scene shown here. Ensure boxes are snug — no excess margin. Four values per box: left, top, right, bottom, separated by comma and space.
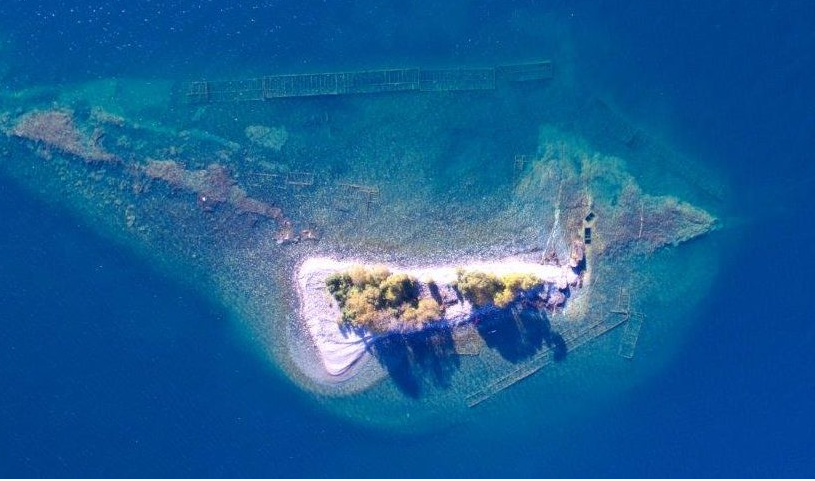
475, 305, 568, 363
368, 327, 460, 398
368, 305, 568, 398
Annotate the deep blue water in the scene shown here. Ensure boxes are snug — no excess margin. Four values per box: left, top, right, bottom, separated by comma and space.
2, 1, 814, 477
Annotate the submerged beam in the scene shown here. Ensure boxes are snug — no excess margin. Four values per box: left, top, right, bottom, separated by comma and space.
185, 61, 553, 103
618, 312, 646, 359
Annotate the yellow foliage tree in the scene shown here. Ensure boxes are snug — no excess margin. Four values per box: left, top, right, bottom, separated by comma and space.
455, 270, 504, 306
347, 265, 391, 287
380, 273, 417, 306
401, 298, 442, 328
341, 284, 382, 327
456, 270, 542, 307
328, 266, 437, 332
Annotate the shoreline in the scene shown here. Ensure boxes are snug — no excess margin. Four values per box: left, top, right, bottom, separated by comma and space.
295, 256, 582, 382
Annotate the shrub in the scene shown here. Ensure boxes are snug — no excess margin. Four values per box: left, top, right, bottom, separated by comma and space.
502, 273, 540, 292
324, 266, 550, 332
493, 289, 516, 308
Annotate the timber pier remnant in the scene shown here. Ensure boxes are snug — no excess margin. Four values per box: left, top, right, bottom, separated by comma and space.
185, 61, 553, 103
465, 288, 638, 408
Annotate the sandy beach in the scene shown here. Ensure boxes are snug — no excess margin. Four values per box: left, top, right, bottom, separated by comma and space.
296, 256, 581, 380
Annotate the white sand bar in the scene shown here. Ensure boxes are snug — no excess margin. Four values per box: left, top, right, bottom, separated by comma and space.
296, 257, 579, 380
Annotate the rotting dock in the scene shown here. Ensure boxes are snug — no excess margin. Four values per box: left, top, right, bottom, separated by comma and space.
465, 288, 637, 408
465, 311, 630, 408
186, 61, 553, 103
618, 312, 645, 359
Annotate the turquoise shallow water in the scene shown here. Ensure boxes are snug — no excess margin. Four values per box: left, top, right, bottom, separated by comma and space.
1, 1, 813, 477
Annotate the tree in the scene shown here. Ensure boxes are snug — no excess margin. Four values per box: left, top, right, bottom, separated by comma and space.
325, 272, 352, 303
400, 298, 442, 328
342, 285, 384, 328
455, 270, 504, 307
380, 273, 418, 306
455, 269, 542, 307
327, 266, 428, 333
496, 273, 540, 307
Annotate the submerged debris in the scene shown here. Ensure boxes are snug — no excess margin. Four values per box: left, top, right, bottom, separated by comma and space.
245, 125, 289, 151
274, 218, 299, 244
140, 159, 287, 222
300, 228, 320, 241
603, 182, 716, 254
9, 109, 117, 163
514, 133, 717, 258
89, 107, 126, 127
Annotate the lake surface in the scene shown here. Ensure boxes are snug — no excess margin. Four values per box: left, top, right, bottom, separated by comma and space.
1, 1, 813, 477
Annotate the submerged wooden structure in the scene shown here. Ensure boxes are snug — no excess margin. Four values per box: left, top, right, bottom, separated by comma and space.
465, 312, 630, 408
453, 325, 485, 356
245, 171, 316, 190
465, 288, 635, 408
186, 61, 553, 103
334, 182, 381, 217
618, 312, 646, 359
